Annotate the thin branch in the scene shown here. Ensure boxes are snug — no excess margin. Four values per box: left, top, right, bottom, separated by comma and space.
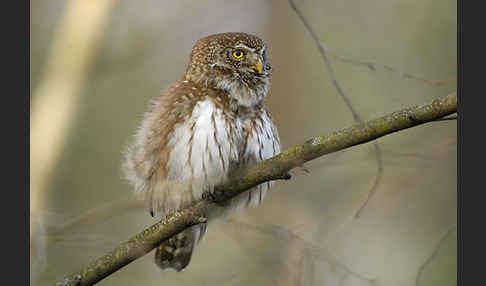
225, 219, 376, 285
287, 0, 358, 121
415, 226, 457, 286
287, 1, 454, 87
56, 93, 457, 286
354, 142, 383, 218
288, 0, 383, 218
47, 199, 144, 236
329, 52, 456, 86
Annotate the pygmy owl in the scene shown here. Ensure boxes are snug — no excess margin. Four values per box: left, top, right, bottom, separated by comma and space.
123, 32, 280, 271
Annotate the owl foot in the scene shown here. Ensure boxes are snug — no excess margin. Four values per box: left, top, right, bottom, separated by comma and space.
155, 229, 196, 272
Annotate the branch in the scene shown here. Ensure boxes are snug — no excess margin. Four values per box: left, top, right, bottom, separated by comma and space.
287, 0, 455, 87
225, 219, 376, 285
330, 53, 456, 86
47, 199, 143, 236
288, 0, 384, 218
415, 226, 457, 286
56, 93, 457, 286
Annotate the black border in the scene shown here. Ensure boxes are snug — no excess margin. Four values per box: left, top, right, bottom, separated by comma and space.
4, 0, 29, 285
459, 0, 485, 285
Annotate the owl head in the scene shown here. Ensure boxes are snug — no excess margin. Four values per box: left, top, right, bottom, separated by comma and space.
185, 32, 272, 107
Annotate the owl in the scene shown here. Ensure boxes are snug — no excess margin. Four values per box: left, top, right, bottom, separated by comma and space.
123, 32, 280, 271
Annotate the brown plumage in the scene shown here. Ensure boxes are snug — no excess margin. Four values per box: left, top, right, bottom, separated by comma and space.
123, 32, 280, 271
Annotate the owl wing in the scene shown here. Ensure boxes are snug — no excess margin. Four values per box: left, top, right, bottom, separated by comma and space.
240, 108, 280, 165
123, 80, 240, 217
231, 108, 281, 210
123, 80, 198, 215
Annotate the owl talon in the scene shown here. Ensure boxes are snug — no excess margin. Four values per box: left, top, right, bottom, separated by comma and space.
202, 192, 213, 201
203, 191, 222, 202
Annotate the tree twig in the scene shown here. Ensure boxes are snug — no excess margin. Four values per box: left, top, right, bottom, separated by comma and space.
415, 226, 456, 286
56, 93, 457, 286
329, 52, 456, 86
287, 1, 454, 87
225, 219, 376, 285
47, 199, 144, 237
288, 0, 383, 218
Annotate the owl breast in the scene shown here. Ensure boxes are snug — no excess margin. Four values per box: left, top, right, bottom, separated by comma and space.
168, 100, 242, 179
146, 97, 279, 217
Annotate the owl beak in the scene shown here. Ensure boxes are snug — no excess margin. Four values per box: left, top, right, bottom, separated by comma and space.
250, 57, 264, 74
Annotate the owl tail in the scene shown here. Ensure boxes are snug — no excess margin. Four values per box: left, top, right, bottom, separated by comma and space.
154, 224, 207, 272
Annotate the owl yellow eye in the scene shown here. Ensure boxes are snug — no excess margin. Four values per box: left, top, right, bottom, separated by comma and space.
232, 50, 245, 59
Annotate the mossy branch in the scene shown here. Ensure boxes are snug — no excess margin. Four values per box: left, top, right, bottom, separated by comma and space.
56, 93, 457, 286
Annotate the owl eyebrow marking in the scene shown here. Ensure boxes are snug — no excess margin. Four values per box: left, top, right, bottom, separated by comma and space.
234, 43, 255, 51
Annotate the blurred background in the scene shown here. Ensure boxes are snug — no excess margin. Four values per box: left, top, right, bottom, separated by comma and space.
30, 0, 457, 285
